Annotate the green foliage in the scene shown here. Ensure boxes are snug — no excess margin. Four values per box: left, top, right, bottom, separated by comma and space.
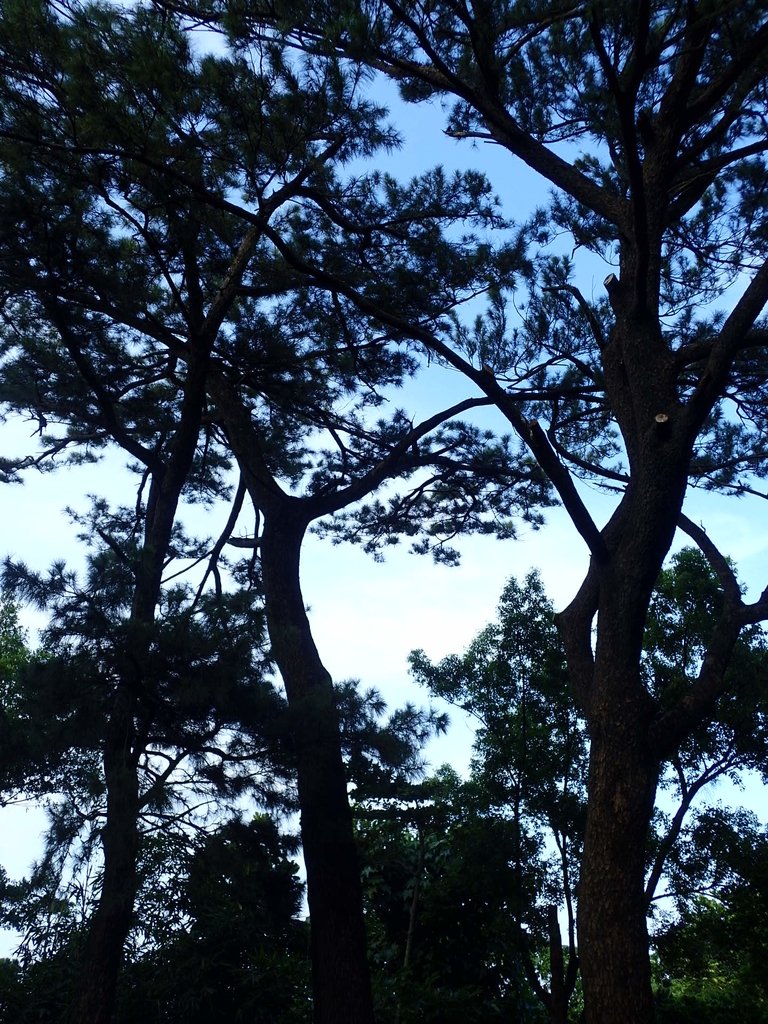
116, 816, 310, 1024
654, 826, 768, 1023
0, 815, 311, 1024
410, 570, 586, 927
1, 539, 290, 801
646, 551, 768, 768
2, 4, 768, 1022
335, 679, 448, 792
0, 557, 439, 1018
644, 550, 768, 911
0, 598, 30, 693
0, 534, 298, 1008
406, 559, 768, 1019
0, 596, 40, 789
0, 0, 550, 572
357, 771, 547, 1024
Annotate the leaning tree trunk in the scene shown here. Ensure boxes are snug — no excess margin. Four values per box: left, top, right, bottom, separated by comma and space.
260, 507, 375, 1024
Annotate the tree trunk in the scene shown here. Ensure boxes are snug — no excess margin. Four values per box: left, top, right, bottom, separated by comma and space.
546, 907, 570, 1024
577, 657, 659, 1024
70, 408, 205, 1021
71, 689, 140, 1024
261, 508, 375, 1024
562, 395, 692, 1022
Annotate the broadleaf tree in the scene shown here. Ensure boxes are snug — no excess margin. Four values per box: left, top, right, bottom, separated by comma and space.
355, 769, 551, 1024
409, 570, 584, 1024
652, 818, 768, 1024
409, 555, 768, 1022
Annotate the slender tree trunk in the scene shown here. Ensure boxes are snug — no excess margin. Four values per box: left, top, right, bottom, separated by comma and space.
71, 689, 140, 1024
260, 508, 375, 1024
70, 372, 208, 1021
546, 907, 570, 1024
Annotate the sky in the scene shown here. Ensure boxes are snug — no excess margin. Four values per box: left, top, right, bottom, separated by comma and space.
1, 27, 768, 957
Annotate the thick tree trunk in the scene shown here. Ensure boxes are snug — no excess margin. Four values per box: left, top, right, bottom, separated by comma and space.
565, 405, 691, 1023
577, 651, 659, 1024
72, 689, 140, 1024
261, 509, 375, 1024
577, 577, 663, 1024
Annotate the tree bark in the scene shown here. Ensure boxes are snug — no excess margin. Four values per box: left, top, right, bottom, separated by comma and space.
71, 689, 140, 1024
260, 507, 375, 1024
561, 446, 689, 1024
70, 330, 212, 1022
577, 684, 658, 1024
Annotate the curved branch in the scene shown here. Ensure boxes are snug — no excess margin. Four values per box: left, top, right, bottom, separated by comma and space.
644, 758, 716, 905
542, 283, 607, 351
193, 473, 248, 604
686, 257, 768, 432
374, 5, 627, 228
677, 513, 741, 605
554, 566, 600, 712
258, 220, 608, 560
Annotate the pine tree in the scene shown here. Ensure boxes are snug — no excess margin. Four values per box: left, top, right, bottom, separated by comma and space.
197, 4, 768, 1020
0, 4, 544, 1019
